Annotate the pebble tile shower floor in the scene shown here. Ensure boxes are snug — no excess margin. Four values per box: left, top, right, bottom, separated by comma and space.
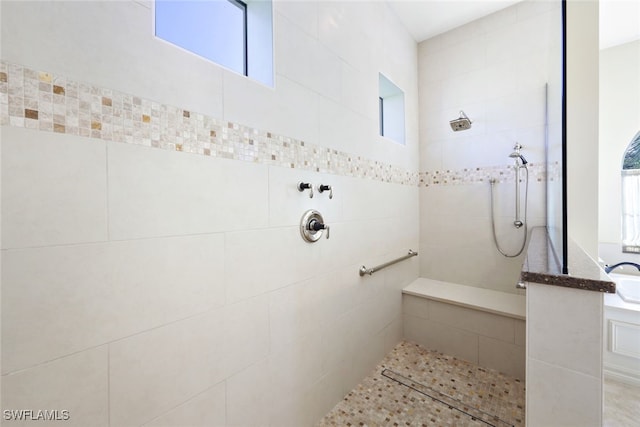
318, 341, 525, 427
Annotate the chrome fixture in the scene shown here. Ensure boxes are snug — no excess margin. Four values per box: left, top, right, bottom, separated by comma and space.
297, 182, 313, 198
508, 143, 527, 229
300, 209, 329, 242
359, 250, 418, 276
509, 143, 529, 166
318, 184, 333, 199
489, 143, 529, 258
449, 110, 472, 132
604, 262, 640, 274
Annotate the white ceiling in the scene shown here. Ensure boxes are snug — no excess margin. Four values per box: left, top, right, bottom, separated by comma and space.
600, 0, 640, 49
387, 0, 640, 49
387, 0, 520, 43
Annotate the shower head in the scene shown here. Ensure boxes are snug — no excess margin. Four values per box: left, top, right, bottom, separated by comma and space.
509, 151, 529, 165
449, 110, 472, 131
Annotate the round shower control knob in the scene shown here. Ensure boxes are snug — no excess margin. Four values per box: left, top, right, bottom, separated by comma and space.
300, 210, 329, 242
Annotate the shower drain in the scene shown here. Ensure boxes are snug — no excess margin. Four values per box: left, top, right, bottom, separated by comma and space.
381, 369, 514, 427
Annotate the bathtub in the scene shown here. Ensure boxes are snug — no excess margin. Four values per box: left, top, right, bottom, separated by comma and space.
604, 273, 640, 386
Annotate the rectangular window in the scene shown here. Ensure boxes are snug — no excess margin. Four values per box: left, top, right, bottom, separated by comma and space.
622, 170, 640, 253
155, 0, 273, 87
378, 73, 405, 145
622, 131, 640, 253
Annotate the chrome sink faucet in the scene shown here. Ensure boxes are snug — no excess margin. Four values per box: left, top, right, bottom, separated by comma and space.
604, 262, 640, 274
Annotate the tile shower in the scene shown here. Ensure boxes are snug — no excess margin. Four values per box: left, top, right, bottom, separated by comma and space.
1, 0, 558, 426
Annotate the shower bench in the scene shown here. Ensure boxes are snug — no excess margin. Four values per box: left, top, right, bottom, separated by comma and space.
402, 278, 526, 380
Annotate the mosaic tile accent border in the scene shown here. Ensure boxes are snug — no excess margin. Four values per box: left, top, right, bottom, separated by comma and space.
420, 162, 554, 187
0, 61, 418, 186
0, 60, 555, 188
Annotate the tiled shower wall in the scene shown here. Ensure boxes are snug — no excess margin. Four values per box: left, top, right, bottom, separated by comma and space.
0, 1, 419, 426
418, 0, 560, 293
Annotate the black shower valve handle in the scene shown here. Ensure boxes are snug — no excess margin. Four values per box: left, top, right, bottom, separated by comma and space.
297, 182, 313, 198
318, 184, 333, 199
308, 219, 330, 239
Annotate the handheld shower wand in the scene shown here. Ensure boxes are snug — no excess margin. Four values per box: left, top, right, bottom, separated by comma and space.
489, 143, 529, 258
509, 143, 528, 228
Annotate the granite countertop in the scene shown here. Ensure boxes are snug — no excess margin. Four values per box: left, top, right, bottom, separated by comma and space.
521, 227, 616, 293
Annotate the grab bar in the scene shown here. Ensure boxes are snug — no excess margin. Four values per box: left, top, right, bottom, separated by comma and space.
359, 250, 418, 277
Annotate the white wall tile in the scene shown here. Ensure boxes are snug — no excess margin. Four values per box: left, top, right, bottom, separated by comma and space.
267, 166, 344, 227
527, 358, 602, 427
0, 1, 224, 119
107, 141, 269, 240
479, 4, 518, 34
275, 14, 336, 98
515, 319, 526, 347
109, 311, 224, 427
107, 297, 268, 426
2, 244, 107, 373
268, 380, 319, 427
1, 347, 108, 427
403, 314, 479, 364
222, 295, 270, 378
528, 284, 603, 377
1, 126, 108, 249
1, 2, 421, 426
381, 316, 404, 355
225, 226, 320, 303
269, 277, 324, 355
479, 336, 525, 380
143, 383, 226, 427
222, 69, 277, 135
428, 300, 516, 343
108, 234, 226, 322
341, 178, 416, 223
2, 234, 224, 374
403, 294, 430, 319
317, 2, 366, 70
319, 309, 357, 376
316, 96, 366, 158
268, 333, 325, 399
270, 75, 321, 146
302, 369, 351, 427
226, 359, 271, 427
345, 324, 388, 388
316, 265, 364, 322
418, 1, 555, 292
273, 1, 318, 39
341, 62, 377, 120
441, 19, 485, 49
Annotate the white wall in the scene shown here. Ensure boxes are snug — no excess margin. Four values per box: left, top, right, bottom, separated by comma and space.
417, 0, 557, 293
527, 3, 604, 426
526, 283, 604, 426
599, 40, 640, 265
566, 0, 600, 260
0, 1, 419, 425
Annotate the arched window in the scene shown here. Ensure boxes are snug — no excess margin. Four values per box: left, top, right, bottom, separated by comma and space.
622, 131, 640, 253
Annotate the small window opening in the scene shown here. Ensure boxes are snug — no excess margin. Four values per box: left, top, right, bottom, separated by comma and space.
155, 0, 273, 87
378, 73, 405, 145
